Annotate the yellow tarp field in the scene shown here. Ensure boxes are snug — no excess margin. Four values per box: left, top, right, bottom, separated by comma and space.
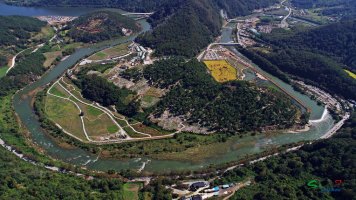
204, 60, 237, 82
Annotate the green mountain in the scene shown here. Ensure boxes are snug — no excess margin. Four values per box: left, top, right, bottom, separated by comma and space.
242, 20, 356, 100
291, 0, 356, 19
142, 58, 299, 133
136, 0, 222, 57
0, 16, 46, 47
6, 0, 277, 17
68, 11, 140, 43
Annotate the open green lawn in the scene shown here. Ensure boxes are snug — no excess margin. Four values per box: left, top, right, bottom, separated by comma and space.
123, 126, 147, 138
93, 52, 107, 59
0, 66, 8, 78
122, 183, 142, 200
131, 123, 171, 137
84, 114, 118, 137
45, 95, 87, 141
62, 42, 82, 50
88, 42, 130, 60
87, 106, 103, 117
49, 83, 70, 98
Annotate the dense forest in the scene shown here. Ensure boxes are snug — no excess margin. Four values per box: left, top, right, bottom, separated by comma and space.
215, 0, 277, 17
0, 51, 46, 97
0, 147, 127, 199
137, 0, 277, 57
136, 0, 221, 57
68, 11, 140, 43
141, 58, 300, 133
291, 0, 356, 19
263, 20, 356, 71
0, 16, 46, 47
74, 64, 139, 117
7, 0, 277, 57
215, 113, 356, 200
6, 0, 278, 17
242, 20, 356, 100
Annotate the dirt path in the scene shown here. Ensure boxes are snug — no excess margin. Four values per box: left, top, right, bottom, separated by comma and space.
47, 77, 182, 144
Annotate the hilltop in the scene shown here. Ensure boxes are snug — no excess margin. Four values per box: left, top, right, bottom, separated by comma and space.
247, 20, 356, 100
6, 0, 277, 17
68, 11, 140, 43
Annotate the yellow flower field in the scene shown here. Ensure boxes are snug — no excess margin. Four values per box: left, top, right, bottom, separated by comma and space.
345, 70, 356, 79
204, 60, 237, 82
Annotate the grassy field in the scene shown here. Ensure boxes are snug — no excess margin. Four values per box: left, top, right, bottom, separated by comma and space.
122, 183, 143, 200
88, 43, 130, 60
32, 25, 55, 41
43, 51, 62, 68
49, 83, 70, 98
204, 60, 237, 82
0, 66, 8, 78
46, 80, 121, 140
45, 95, 87, 141
131, 124, 171, 137
62, 42, 82, 50
84, 114, 119, 137
345, 70, 356, 79
123, 126, 147, 138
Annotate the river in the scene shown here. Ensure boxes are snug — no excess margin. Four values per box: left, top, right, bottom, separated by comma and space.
3, 3, 334, 173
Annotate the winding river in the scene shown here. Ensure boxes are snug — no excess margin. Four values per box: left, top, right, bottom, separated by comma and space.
4, 3, 334, 173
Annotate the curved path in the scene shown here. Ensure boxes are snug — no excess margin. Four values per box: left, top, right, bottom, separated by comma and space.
6, 48, 28, 74
47, 77, 182, 144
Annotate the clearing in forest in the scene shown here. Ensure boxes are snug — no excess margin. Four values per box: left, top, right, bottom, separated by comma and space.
204, 60, 237, 82
122, 183, 143, 200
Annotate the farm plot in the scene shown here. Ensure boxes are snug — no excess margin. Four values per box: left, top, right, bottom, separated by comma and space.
88, 43, 130, 61
43, 51, 62, 68
204, 60, 237, 82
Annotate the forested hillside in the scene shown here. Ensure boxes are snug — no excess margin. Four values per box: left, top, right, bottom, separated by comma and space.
0, 51, 46, 97
264, 20, 356, 71
6, 0, 278, 17
0, 146, 127, 199
215, 0, 277, 17
142, 58, 300, 133
216, 113, 356, 200
291, 0, 356, 18
6, 0, 278, 57
0, 16, 46, 47
68, 11, 140, 43
136, 0, 221, 57
243, 20, 356, 100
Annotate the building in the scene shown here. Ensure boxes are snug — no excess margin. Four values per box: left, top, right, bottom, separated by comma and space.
189, 182, 207, 191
